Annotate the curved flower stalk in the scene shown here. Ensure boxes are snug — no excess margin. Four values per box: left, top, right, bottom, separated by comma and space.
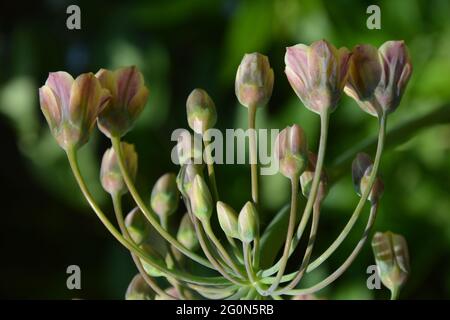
39, 39, 412, 300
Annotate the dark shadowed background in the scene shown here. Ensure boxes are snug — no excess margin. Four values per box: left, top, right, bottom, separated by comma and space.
1, 0, 449, 299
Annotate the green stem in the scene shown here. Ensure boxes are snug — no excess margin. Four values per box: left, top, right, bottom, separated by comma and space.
283, 202, 379, 296
261, 110, 330, 278
275, 198, 321, 294
264, 176, 299, 295
248, 103, 259, 206
112, 194, 176, 300
202, 221, 246, 278
390, 287, 400, 300
66, 148, 227, 286
306, 115, 386, 273
111, 137, 212, 269
202, 137, 220, 202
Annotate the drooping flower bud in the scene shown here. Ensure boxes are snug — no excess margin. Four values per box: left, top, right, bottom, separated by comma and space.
39, 72, 111, 151
176, 213, 199, 251
274, 124, 308, 180
285, 40, 352, 114
125, 274, 154, 300
176, 162, 203, 198
100, 142, 138, 196
175, 130, 203, 165
238, 201, 259, 243
96, 66, 149, 138
351, 153, 384, 203
125, 207, 150, 245
371, 231, 410, 297
186, 88, 217, 135
235, 53, 274, 108
216, 201, 239, 239
345, 41, 412, 117
150, 173, 179, 219
189, 175, 213, 221
139, 243, 165, 277
300, 152, 328, 202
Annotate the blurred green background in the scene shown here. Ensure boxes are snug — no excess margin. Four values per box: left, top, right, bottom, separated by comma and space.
1, 0, 449, 299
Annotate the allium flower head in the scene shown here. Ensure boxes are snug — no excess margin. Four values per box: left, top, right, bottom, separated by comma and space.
39, 71, 110, 150
285, 40, 352, 114
345, 41, 412, 117
96, 66, 149, 138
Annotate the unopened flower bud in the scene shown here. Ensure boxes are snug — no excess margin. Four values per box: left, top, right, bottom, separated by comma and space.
238, 201, 259, 243
125, 207, 150, 245
96, 66, 149, 138
235, 53, 274, 108
274, 124, 308, 180
125, 274, 154, 300
39, 72, 111, 150
345, 41, 412, 117
189, 175, 213, 221
186, 89, 217, 134
177, 213, 199, 251
216, 201, 239, 239
100, 142, 138, 196
352, 153, 384, 203
285, 40, 352, 114
176, 163, 203, 197
300, 152, 328, 202
371, 231, 410, 297
150, 173, 179, 219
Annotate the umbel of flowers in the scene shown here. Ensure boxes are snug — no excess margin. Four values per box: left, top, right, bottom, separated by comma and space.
39, 40, 412, 300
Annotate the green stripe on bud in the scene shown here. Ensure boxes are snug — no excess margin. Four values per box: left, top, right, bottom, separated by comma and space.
238, 201, 259, 243
177, 213, 199, 251
216, 201, 239, 239
189, 175, 213, 221
150, 173, 179, 219
139, 243, 165, 278
372, 231, 410, 297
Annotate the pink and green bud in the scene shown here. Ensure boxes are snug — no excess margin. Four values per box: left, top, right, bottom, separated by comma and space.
372, 231, 410, 296
235, 53, 274, 108
216, 201, 239, 239
177, 213, 199, 251
100, 142, 138, 196
125, 274, 154, 300
125, 207, 150, 245
274, 124, 308, 180
39, 71, 111, 151
285, 40, 352, 114
176, 162, 203, 198
139, 243, 165, 278
300, 152, 328, 202
351, 153, 384, 203
186, 88, 217, 134
189, 175, 213, 221
150, 173, 179, 219
96, 66, 149, 138
345, 41, 412, 117
238, 201, 259, 243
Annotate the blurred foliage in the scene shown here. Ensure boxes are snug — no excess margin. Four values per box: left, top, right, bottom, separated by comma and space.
0, 0, 449, 299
